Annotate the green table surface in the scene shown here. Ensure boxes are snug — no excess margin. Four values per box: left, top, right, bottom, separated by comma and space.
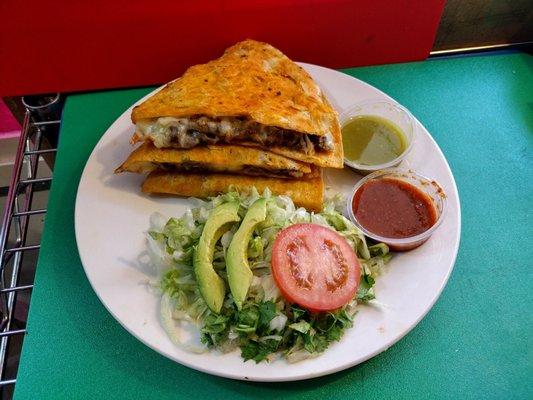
14, 52, 532, 399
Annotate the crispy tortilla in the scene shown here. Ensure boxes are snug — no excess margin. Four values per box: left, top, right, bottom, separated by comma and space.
130, 40, 343, 168
115, 142, 317, 179
141, 171, 324, 212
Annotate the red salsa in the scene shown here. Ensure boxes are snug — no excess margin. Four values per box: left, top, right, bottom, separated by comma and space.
352, 178, 437, 238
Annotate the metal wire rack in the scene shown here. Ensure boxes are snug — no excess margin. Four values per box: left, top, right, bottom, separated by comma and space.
0, 111, 59, 398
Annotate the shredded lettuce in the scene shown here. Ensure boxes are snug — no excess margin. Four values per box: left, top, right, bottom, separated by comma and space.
147, 188, 391, 363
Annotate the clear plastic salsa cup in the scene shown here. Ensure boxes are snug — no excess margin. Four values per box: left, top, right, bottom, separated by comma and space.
339, 100, 417, 174
347, 169, 447, 251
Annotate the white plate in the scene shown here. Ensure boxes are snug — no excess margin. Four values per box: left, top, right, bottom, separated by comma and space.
75, 63, 461, 382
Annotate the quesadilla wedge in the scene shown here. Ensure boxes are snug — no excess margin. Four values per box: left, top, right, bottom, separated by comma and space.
141, 171, 324, 212
115, 142, 317, 179
131, 40, 343, 168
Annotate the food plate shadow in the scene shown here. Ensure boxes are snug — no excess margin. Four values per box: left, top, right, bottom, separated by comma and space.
94, 126, 145, 191
241, 348, 388, 391
117, 251, 161, 278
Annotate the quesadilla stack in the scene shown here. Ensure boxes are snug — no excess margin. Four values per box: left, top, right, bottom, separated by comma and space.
116, 40, 343, 211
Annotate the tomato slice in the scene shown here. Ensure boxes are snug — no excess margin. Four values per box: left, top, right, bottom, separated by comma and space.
271, 223, 360, 312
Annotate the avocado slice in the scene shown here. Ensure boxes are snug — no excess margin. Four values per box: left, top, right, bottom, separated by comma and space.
193, 201, 240, 313
227, 198, 267, 310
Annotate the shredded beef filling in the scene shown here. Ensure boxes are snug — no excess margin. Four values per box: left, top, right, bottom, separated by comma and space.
157, 162, 303, 178
158, 162, 303, 179
139, 116, 334, 155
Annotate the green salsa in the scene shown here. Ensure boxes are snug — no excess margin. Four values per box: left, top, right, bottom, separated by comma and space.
342, 115, 407, 165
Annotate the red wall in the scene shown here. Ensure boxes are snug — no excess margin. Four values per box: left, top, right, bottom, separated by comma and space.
0, 1, 445, 96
